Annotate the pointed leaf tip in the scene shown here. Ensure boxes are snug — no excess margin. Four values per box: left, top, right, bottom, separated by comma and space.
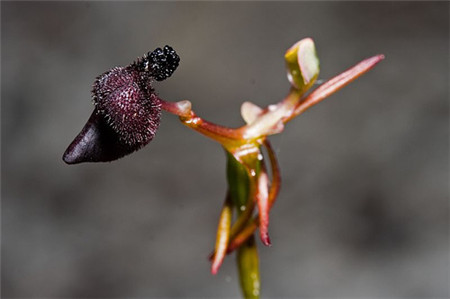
211, 195, 233, 275
261, 233, 271, 247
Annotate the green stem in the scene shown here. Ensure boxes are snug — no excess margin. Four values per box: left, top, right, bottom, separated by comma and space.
226, 151, 261, 299
237, 236, 260, 299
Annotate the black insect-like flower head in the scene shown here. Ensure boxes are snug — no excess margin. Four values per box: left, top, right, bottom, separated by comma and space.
63, 45, 179, 164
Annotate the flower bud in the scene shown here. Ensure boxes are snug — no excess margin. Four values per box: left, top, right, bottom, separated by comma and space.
63, 46, 180, 164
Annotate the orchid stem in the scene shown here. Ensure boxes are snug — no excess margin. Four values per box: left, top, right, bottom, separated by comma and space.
226, 140, 281, 254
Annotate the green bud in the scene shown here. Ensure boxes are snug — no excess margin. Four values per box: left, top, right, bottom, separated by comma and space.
285, 38, 320, 93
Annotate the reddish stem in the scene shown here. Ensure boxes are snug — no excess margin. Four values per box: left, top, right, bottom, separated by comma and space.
228, 222, 258, 253
180, 113, 245, 145
160, 98, 245, 144
159, 98, 192, 118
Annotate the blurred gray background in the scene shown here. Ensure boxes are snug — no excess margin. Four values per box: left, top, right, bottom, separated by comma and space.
2, 2, 448, 298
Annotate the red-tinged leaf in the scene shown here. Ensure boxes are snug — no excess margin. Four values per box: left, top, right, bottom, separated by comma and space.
288, 54, 385, 121
264, 140, 281, 207
256, 172, 270, 246
211, 194, 233, 274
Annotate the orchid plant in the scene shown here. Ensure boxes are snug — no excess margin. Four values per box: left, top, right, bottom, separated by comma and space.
63, 38, 383, 298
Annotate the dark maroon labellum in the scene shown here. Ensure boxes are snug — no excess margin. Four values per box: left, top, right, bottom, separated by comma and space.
63, 45, 180, 164
63, 109, 142, 164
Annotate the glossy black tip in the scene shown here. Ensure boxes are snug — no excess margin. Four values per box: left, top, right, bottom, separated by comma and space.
63, 110, 141, 164
151, 45, 180, 81
135, 45, 180, 81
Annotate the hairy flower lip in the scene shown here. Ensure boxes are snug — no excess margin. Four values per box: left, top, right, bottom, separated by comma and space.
92, 65, 162, 148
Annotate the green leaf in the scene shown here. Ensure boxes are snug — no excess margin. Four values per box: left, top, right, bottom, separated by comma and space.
285, 37, 320, 93
226, 151, 251, 210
